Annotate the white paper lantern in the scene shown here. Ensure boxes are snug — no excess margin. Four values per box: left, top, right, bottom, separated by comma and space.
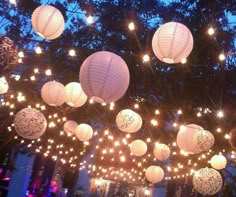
116, 109, 142, 133
79, 51, 130, 103
153, 143, 170, 161
31, 5, 65, 40
210, 155, 227, 170
64, 82, 87, 107
14, 108, 47, 139
0, 77, 9, 94
177, 124, 203, 154
63, 120, 78, 136
193, 130, 215, 152
130, 139, 147, 156
152, 22, 193, 64
193, 168, 222, 196
145, 165, 164, 183
41, 81, 65, 106
75, 123, 93, 141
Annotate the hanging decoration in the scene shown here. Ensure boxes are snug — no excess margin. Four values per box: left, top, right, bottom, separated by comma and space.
193, 167, 223, 196
116, 109, 142, 133
14, 108, 47, 139
153, 143, 170, 161
63, 120, 78, 136
210, 154, 227, 170
79, 51, 130, 103
145, 165, 164, 183
31, 5, 65, 40
152, 22, 193, 64
75, 123, 93, 141
193, 129, 215, 152
130, 139, 147, 156
0, 77, 9, 94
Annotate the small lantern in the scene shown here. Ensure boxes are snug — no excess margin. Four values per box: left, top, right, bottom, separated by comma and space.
145, 165, 164, 183
63, 120, 78, 136
0, 77, 9, 94
130, 139, 147, 156
31, 5, 65, 40
193, 130, 215, 152
41, 81, 65, 106
153, 143, 170, 161
210, 155, 227, 170
75, 123, 93, 141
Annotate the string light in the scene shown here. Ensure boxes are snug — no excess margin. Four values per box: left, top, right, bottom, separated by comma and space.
86, 15, 94, 24
35, 46, 42, 54
128, 22, 135, 31
69, 49, 76, 56
219, 53, 226, 61
142, 54, 150, 62
208, 27, 215, 35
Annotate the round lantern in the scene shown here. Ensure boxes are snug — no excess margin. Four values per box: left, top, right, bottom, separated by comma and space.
63, 120, 78, 136
130, 139, 147, 156
31, 5, 65, 40
41, 81, 65, 106
0, 35, 18, 74
64, 82, 87, 107
152, 22, 193, 64
75, 123, 93, 141
153, 143, 170, 161
210, 155, 227, 170
145, 165, 164, 183
177, 124, 203, 154
193, 168, 222, 196
0, 77, 9, 94
14, 108, 47, 139
193, 130, 215, 152
229, 128, 236, 149
79, 51, 130, 103
116, 109, 142, 133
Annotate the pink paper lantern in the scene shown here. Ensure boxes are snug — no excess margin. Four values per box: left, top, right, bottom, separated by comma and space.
145, 165, 164, 183
153, 143, 170, 161
130, 139, 147, 156
75, 123, 93, 141
63, 120, 78, 136
79, 51, 130, 103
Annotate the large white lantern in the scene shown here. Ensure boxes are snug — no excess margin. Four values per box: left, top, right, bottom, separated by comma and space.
75, 123, 93, 141
145, 165, 164, 183
130, 139, 147, 156
41, 81, 65, 106
14, 108, 47, 139
0, 77, 9, 94
116, 109, 142, 133
64, 82, 87, 107
193, 168, 222, 196
210, 155, 227, 170
152, 22, 193, 64
79, 51, 130, 103
193, 130, 215, 152
177, 124, 203, 154
31, 5, 65, 40
153, 143, 170, 161
63, 120, 78, 136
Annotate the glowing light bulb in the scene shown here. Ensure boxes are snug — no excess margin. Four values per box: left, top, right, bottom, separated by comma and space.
69, 49, 76, 56
208, 27, 215, 35
217, 110, 224, 118
86, 15, 94, 24
143, 54, 150, 62
35, 46, 42, 54
128, 22, 135, 31
18, 51, 24, 58
219, 53, 226, 61
181, 58, 187, 64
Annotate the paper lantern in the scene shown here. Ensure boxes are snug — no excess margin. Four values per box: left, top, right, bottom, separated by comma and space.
194, 130, 215, 152
152, 22, 193, 64
153, 143, 170, 161
229, 128, 236, 149
75, 123, 93, 141
193, 168, 222, 196
63, 120, 78, 136
31, 5, 65, 40
41, 81, 65, 106
0, 35, 18, 74
64, 82, 87, 107
177, 124, 203, 154
14, 108, 47, 139
130, 139, 147, 156
79, 51, 130, 103
0, 77, 9, 94
210, 155, 227, 170
116, 109, 142, 133
145, 165, 164, 183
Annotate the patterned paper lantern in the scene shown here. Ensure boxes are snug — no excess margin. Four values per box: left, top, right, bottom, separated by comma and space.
0, 77, 9, 94
177, 124, 203, 154
0, 35, 18, 74
41, 81, 65, 106
153, 143, 170, 161
145, 165, 164, 183
14, 108, 47, 139
31, 5, 65, 40
75, 123, 93, 141
193, 168, 222, 196
210, 155, 227, 170
63, 120, 78, 136
152, 22, 193, 64
64, 82, 87, 107
229, 128, 236, 149
79, 51, 130, 103
130, 139, 147, 156
193, 130, 215, 152
116, 109, 142, 133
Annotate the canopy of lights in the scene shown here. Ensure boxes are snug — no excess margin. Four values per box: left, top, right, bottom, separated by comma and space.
0, 0, 236, 196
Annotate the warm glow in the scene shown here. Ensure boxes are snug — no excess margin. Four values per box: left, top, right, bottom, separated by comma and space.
208, 27, 215, 35
69, 49, 76, 56
35, 46, 42, 54
143, 54, 150, 62
217, 110, 224, 118
219, 53, 226, 61
128, 22, 135, 31
86, 15, 94, 24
